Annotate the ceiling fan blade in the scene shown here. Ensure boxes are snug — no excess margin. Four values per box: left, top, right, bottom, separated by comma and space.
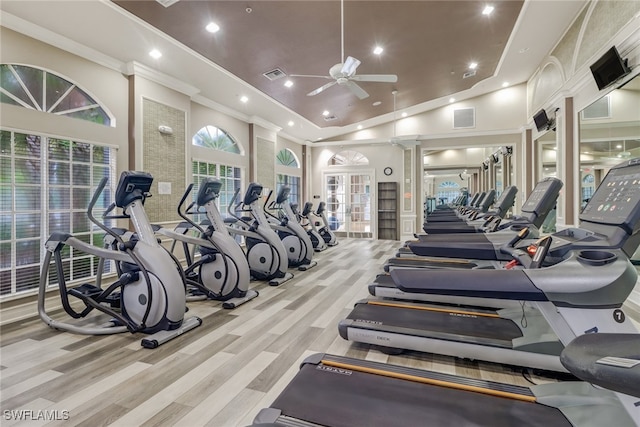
341, 56, 361, 77
351, 74, 398, 83
307, 81, 337, 96
289, 74, 333, 80
346, 81, 369, 100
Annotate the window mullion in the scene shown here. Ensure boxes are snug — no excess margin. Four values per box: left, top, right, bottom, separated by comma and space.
10, 65, 42, 111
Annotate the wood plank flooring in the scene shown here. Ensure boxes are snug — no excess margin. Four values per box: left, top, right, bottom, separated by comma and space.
1, 238, 569, 426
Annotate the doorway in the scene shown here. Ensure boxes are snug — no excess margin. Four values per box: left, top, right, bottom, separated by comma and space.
324, 172, 373, 238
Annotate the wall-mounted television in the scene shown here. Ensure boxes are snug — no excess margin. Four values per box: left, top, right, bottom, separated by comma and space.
590, 46, 631, 91
533, 109, 551, 132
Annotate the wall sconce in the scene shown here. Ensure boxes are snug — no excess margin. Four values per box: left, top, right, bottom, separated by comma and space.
158, 125, 174, 135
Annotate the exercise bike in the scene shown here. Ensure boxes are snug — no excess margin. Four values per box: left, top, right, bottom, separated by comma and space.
264, 186, 317, 271
38, 171, 202, 348
226, 183, 294, 286
157, 178, 259, 309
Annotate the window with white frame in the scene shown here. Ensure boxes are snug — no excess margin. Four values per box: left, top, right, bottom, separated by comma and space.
192, 160, 242, 216
0, 64, 113, 126
192, 125, 241, 154
436, 181, 461, 205
1, 129, 116, 297
276, 174, 300, 206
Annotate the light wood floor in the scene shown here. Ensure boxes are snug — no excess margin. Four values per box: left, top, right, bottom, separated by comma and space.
1, 238, 565, 427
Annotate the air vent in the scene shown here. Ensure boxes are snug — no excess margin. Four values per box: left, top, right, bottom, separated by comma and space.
462, 70, 477, 79
581, 95, 610, 120
263, 68, 287, 81
323, 115, 338, 121
155, 0, 180, 7
453, 107, 475, 129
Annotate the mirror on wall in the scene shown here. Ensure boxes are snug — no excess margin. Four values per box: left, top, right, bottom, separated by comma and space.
422, 146, 508, 215
579, 75, 640, 211
534, 130, 558, 232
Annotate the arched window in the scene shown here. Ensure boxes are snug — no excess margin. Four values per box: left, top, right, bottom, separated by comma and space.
192, 125, 241, 154
0, 64, 113, 126
437, 181, 461, 205
276, 148, 299, 167
328, 150, 369, 166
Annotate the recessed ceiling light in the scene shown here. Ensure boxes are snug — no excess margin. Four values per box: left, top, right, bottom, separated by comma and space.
502, 82, 509, 88
357, 125, 363, 130
372, 101, 382, 106
284, 80, 294, 88
469, 62, 478, 70
449, 97, 456, 103
205, 22, 220, 33
322, 110, 330, 116
401, 112, 408, 117
482, 5, 494, 15
240, 95, 248, 103
288, 121, 294, 127
616, 144, 622, 148
518, 47, 530, 54
373, 46, 384, 55
149, 49, 162, 59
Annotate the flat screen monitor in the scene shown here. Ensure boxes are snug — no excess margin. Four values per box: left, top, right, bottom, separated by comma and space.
580, 159, 640, 232
533, 109, 550, 132
590, 46, 630, 91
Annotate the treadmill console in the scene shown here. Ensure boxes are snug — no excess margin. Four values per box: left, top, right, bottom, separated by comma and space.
520, 177, 563, 218
580, 158, 640, 233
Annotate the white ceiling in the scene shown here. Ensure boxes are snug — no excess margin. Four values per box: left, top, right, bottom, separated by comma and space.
0, 0, 586, 144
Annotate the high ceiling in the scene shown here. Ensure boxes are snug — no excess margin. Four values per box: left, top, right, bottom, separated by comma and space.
0, 0, 586, 143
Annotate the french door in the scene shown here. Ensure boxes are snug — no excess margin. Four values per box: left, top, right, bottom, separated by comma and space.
324, 172, 373, 238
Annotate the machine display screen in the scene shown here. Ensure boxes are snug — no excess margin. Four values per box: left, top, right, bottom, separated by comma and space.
521, 179, 559, 214
581, 160, 640, 226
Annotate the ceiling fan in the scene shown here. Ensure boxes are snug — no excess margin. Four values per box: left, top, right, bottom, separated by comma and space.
289, 0, 398, 100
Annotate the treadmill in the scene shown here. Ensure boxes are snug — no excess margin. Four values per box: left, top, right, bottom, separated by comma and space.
386, 177, 562, 274
340, 158, 640, 372
424, 189, 496, 223
251, 333, 639, 426
421, 185, 518, 234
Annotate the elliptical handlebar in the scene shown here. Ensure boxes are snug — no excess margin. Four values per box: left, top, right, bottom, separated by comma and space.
176, 183, 208, 236
228, 187, 254, 229
87, 177, 125, 246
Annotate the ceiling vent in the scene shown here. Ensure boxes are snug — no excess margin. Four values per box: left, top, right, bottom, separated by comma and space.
453, 107, 475, 129
581, 95, 611, 120
263, 68, 287, 81
323, 115, 338, 121
462, 70, 477, 79
155, 0, 180, 7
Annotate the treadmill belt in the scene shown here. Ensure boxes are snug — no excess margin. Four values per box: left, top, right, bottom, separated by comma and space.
270, 360, 570, 427
388, 258, 477, 269
348, 303, 522, 343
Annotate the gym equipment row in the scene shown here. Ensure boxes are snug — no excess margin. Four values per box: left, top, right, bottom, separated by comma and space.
38, 172, 334, 348
251, 158, 640, 426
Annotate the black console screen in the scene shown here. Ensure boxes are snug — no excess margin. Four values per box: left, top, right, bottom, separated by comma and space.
521, 178, 562, 214
581, 160, 640, 227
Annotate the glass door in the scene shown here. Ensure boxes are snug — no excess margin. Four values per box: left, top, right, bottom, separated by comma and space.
325, 172, 372, 238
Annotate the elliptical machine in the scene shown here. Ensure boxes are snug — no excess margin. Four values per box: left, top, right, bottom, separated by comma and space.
38, 171, 202, 348
295, 202, 327, 252
158, 178, 259, 309
227, 183, 294, 286
314, 201, 338, 246
265, 186, 317, 271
